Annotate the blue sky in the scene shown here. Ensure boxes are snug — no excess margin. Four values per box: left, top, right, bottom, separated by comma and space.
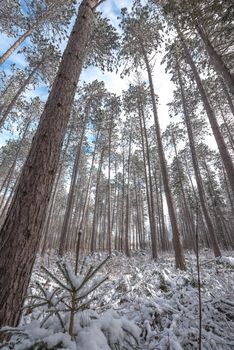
0, 0, 175, 147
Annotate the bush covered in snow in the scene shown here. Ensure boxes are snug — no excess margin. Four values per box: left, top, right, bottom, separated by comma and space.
0, 255, 140, 350
1, 249, 234, 349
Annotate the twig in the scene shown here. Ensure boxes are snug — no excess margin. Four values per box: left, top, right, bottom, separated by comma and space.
75, 230, 82, 275
195, 203, 202, 350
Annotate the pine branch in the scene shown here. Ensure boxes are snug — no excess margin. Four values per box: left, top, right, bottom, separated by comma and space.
41, 265, 72, 292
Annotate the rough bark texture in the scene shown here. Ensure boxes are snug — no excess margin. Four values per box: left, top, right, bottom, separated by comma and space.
0, 0, 98, 327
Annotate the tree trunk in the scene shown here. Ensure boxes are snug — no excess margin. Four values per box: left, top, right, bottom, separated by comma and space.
125, 124, 132, 257
80, 129, 99, 233
142, 44, 186, 270
90, 149, 104, 252
194, 20, 234, 96
0, 0, 59, 65
0, 0, 98, 328
0, 27, 35, 65
0, 118, 31, 213
171, 131, 196, 251
107, 120, 112, 254
58, 116, 88, 256
40, 127, 73, 255
121, 147, 125, 252
176, 60, 221, 257
220, 78, 234, 117
139, 101, 158, 258
179, 30, 234, 195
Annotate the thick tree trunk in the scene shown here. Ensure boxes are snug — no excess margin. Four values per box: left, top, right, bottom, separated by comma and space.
142, 45, 186, 270
0, 0, 98, 327
179, 31, 234, 195
176, 61, 221, 257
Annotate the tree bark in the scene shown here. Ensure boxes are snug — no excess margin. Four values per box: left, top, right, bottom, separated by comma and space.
176, 60, 221, 257
142, 44, 186, 270
0, 27, 35, 65
171, 131, 196, 252
125, 124, 132, 257
219, 78, 234, 118
194, 20, 234, 96
90, 149, 104, 252
40, 128, 73, 255
58, 115, 88, 256
138, 100, 158, 258
0, 0, 60, 65
0, 0, 98, 327
107, 119, 112, 254
76, 127, 100, 260
179, 30, 234, 195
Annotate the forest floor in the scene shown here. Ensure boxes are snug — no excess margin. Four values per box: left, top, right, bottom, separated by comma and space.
1, 249, 234, 350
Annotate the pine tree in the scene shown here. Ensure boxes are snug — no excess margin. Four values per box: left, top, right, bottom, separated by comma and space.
0, 0, 108, 328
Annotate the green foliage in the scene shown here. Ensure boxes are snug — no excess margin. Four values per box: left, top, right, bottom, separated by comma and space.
85, 13, 119, 72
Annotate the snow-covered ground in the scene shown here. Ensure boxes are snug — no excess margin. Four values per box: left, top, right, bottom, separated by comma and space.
1, 249, 234, 349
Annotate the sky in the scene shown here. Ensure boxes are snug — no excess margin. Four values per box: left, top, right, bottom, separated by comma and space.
0, 0, 224, 245
0, 0, 219, 158
0, 0, 218, 229
0, 0, 177, 150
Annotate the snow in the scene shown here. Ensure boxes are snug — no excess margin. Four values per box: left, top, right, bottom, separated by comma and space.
1, 250, 234, 349
220, 256, 234, 267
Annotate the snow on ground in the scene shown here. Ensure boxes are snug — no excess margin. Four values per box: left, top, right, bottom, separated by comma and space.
1, 249, 234, 349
